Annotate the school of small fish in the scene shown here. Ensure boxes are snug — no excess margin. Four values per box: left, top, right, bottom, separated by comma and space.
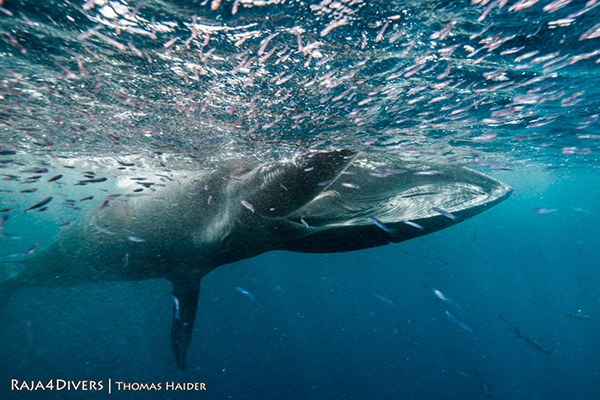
0, 0, 596, 168
0, 1, 596, 384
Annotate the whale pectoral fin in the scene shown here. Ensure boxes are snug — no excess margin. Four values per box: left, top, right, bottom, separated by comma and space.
170, 277, 201, 371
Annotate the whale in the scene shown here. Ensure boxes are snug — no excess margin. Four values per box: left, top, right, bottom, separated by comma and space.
0, 149, 512, 369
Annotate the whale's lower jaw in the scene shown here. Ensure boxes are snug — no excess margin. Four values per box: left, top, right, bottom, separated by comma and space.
281, 166, 511, 253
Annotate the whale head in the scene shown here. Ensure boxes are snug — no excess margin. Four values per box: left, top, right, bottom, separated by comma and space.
251, 152, 513, 253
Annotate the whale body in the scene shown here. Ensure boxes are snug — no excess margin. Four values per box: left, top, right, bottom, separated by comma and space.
0, 149, 512, 369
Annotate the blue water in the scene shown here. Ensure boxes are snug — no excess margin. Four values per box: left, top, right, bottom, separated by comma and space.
1, 0, 600, 399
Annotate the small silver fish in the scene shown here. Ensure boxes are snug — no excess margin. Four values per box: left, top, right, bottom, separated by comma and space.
23, 197, 52, 212
369, 216, 393, 233
92, 225, 115, 235
241, 200, 255, 213
403, 220, 424, 230
445, 310, 473, 333
173, 296, 180, 320
533, 208, 558, 213
373, 293, 399, 310
234, 287, 255, 301
432, 207, 457, 220
433, 289, 461, 311
8, 243, 39, 258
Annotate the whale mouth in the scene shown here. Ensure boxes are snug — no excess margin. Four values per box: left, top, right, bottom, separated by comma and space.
281, 165, 512, 253
288, 167, 512, 229
368, 181, 494, 223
